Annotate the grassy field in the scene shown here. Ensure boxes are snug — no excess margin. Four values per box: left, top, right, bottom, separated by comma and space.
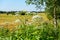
0, 13, 49, 30
0, 13, 59, 40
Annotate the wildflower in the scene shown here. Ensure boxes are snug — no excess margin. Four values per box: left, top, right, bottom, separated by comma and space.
26, 22, 32, 25
32, 15, 43, 22
14, 19, 20, 23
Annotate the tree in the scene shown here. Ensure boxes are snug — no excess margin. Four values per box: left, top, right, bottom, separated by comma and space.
26, 0, 60, 27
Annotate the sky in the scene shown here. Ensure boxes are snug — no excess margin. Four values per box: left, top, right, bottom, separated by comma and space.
0, 0, 45, 11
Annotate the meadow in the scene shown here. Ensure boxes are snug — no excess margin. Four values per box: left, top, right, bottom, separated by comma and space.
0, 13, 59, 40
0, 13, 49, 30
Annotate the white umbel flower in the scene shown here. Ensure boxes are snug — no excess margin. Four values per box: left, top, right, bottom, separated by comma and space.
32, 15, 43, 22
14, 19, 20, 23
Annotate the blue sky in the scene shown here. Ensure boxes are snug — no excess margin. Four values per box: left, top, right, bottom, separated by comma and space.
0, 0, 45, 11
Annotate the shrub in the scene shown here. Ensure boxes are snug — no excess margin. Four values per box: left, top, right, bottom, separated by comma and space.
19, 11, 27, 15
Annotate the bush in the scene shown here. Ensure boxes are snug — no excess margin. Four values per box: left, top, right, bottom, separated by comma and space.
7, 12, 15, 15
19, 11, 27, 15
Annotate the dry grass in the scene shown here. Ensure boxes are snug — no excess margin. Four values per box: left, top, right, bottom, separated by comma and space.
0, 13, 49, 30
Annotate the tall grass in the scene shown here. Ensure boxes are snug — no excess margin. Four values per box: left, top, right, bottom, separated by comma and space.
0, 13, 59, 40
0, 23, 59, 40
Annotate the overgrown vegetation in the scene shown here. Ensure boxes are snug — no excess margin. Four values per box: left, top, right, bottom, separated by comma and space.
0, 22, 59, 40
0, 12, 59, 40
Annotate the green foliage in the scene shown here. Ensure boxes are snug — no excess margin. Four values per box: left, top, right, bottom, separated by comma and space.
26, 0, 60, 18
7, 12, 15, 15
46, 13, 53, 20
0, 23, 59, 40
19, 11, 27, 15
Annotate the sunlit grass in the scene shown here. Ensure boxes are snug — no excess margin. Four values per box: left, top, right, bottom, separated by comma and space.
0, 13, 59, 40
0, 13, 49, 30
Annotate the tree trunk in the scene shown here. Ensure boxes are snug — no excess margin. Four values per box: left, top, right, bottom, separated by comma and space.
54, 6, 58, 40
54, 6, 57, 28
53, 0, 57, 28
